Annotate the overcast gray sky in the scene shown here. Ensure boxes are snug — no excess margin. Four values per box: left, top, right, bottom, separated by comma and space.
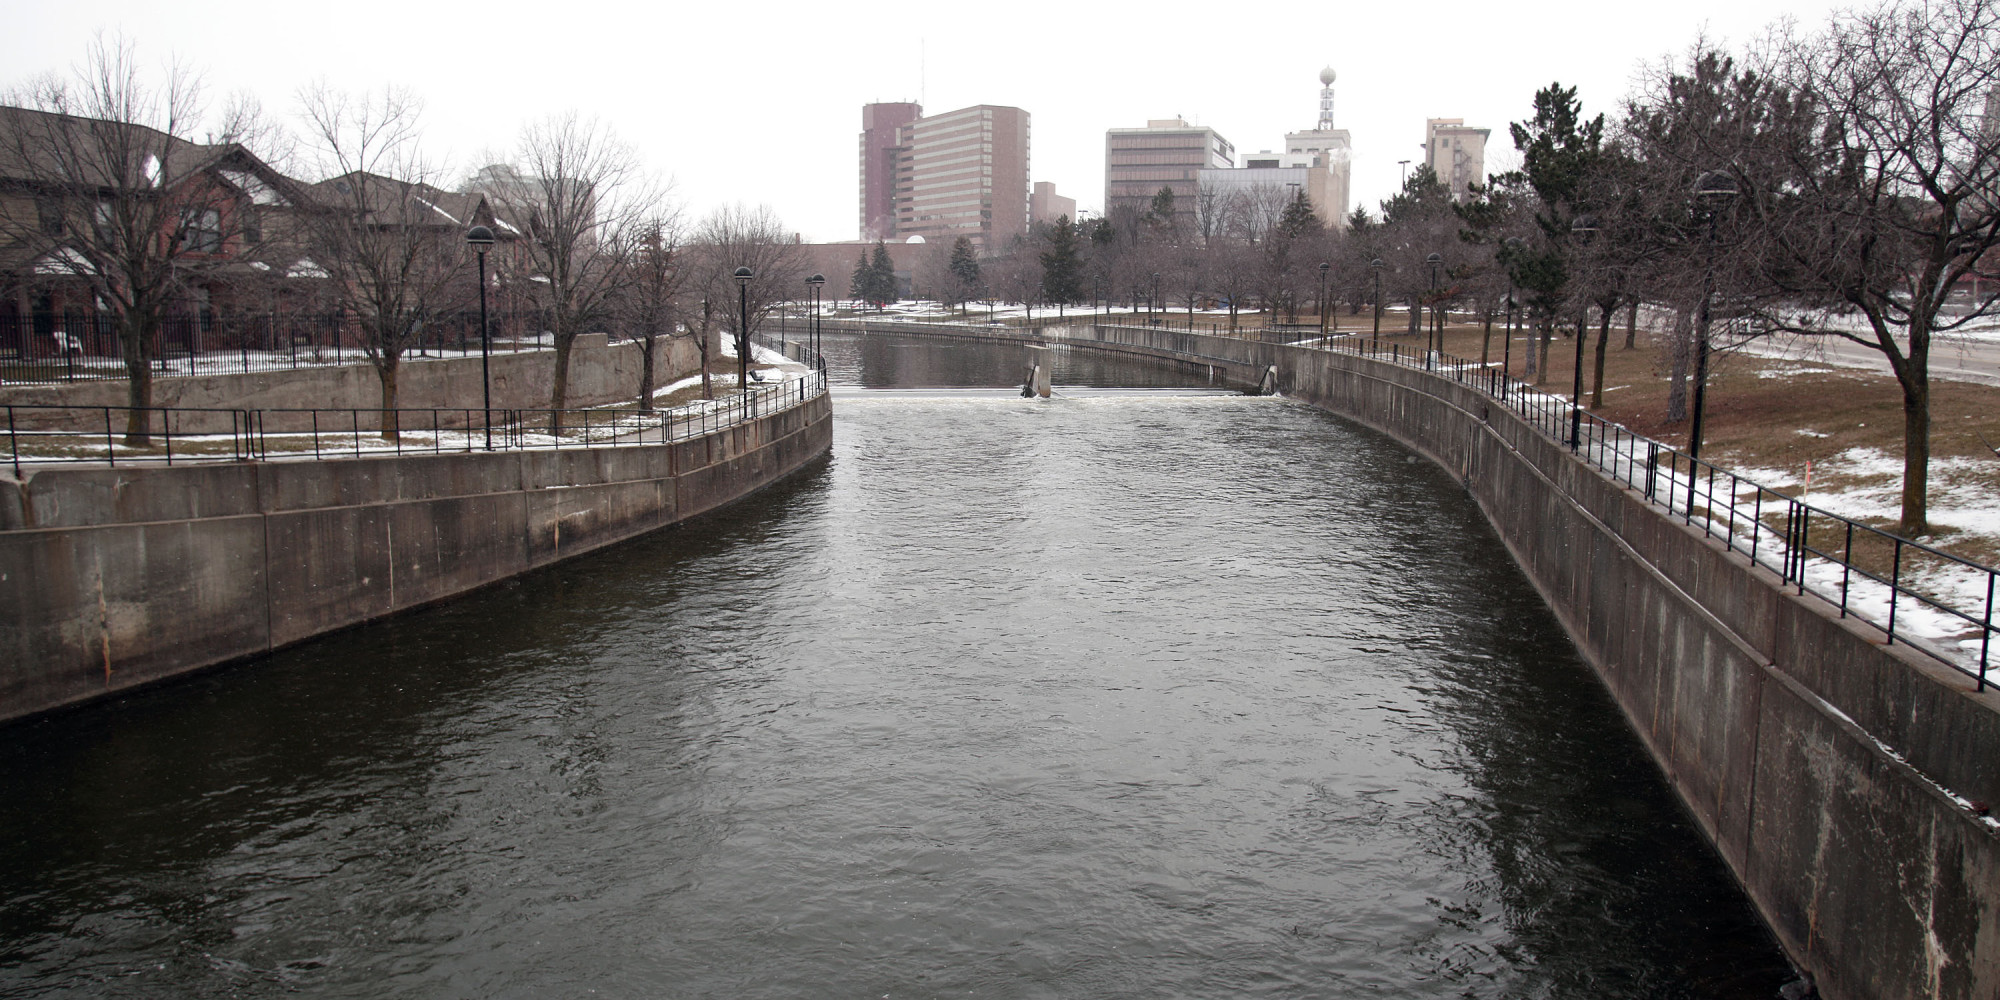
3, 0, 1849, 243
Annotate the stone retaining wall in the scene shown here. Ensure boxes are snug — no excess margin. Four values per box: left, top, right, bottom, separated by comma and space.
831, 318, 2000, 1000
0, 393, 831, 722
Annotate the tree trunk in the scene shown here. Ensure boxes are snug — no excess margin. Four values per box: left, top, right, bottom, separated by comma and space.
637, 334, 656, 412
550, 334, 574, 435
1591, 306, 1611, 409
1665, 309, 1691, 423
1406, 298, 1419, 333
1537, 323, 1552, 384
1623, 299, 1639, 350
376, 358, 400, 442
1897, 336, 1931, 535
1480, 309, 1493, 365
120, 318, 153, 446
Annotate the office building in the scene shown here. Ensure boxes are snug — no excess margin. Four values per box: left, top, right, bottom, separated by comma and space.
1424, 118, 1489, 200
1104, 118, 1234, 231
858, 103, 1030, 248
1030, 182, 1076, 226
1195, 67, 1352, 235
859, 102, 922, 242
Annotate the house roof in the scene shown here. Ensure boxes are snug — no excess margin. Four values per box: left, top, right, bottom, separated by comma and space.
304, 172, 494, 232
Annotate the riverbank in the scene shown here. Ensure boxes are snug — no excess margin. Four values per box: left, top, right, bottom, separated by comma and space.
0, 387, 832, 724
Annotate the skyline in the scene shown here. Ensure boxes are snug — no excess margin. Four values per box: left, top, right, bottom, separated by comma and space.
3, 0, 1851, 244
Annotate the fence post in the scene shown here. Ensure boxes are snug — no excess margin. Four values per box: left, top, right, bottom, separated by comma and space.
6, 406, 17, 478
1886, 538, 1903, 644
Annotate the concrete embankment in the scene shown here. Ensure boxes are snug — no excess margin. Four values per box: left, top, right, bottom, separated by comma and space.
0, 393, 831, 723
0, 332, 697, 432
833, 318, 2000, 1000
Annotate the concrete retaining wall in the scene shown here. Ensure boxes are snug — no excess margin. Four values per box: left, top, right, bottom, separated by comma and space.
0, 333, 701, 432
0, 393, 831, 722
835, 319, 2000, 1000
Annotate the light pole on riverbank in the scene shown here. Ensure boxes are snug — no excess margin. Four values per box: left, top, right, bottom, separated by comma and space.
1318, 262, 1331, 340
1501, 236, 1524, 400
1370, 258, 1384, 349
466, 225, 495, 450
734, 266, 753, 406
806, 273, 825, 371
1569, 217, 1598, 450
1688, 170, 1738, 464
1425, 252, 1442, 369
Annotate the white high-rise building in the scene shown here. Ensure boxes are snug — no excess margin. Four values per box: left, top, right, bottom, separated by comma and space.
1423, 118, 1490, 200
1281, 67, 1353, 229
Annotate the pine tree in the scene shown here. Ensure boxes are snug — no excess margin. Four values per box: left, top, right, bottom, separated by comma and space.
849, 249, 869, 305
1038, 215, 1084, 307
1277, 190, 1323, 239
1148, 186, 1177, 231
948, 236, 981, 313
867, 241, 897, 308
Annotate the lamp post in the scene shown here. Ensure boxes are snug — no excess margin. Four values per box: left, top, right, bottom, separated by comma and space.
1568, 217, 1599, 449
1317, 261, 1331, 342
1370, 258, 1385, 350
465, 225, 495, 450
1688, 171, 1738, 465
1501, 236, 1524, 400
806, 273, 826, 371
733, 266, 753, 407
1425, 252, 1443, 369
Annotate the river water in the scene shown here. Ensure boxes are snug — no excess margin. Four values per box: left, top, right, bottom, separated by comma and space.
0, 334, 1793, 998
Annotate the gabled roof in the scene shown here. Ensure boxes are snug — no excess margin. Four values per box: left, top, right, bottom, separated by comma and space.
304, 171, 497, 232
0, 104, 233, 192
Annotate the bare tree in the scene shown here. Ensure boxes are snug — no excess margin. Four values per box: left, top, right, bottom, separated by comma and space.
484, 112, 650, 428
1633, 0, 2000, 534
295, 85, 471, 439
623, 205, 689, 410
693, 203, 805, 392
0, 35, 286, 443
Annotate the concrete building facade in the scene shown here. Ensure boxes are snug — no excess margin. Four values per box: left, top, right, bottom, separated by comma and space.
1104, 119, 1234, 231
1030, 181, 1076, 226
859, 102, 922, 242
1424, 118, 1490, 199
1195, 68, 1352, 234
857, 103, 1031, 249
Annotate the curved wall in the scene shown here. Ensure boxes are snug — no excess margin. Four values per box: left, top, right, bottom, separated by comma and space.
0, 394, 831, 722
834, 318, 2000, 1000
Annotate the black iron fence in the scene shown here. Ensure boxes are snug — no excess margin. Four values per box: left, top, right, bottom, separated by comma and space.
0, 310, 570, 383
1218, 326, 1997, 688
4, 366, 826, 474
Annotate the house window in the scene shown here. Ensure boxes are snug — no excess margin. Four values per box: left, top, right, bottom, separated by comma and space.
36, 198, 63, 236
180, 208, 222, 253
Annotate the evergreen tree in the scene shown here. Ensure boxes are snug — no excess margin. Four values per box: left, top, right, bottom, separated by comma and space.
1347, 206, 1374, 232
1277, 190, 1323, 239
867, 241, 898, 308
849, 248, 869, 304
948, 236, 981, 313
1148, 186, 1177, 231
1038, 215, 1084, 307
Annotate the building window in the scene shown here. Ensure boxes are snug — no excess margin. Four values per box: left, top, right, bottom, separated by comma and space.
180, 208, 222, 253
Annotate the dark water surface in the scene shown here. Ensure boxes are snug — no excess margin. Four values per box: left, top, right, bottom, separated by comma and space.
0, 334, 1793, 997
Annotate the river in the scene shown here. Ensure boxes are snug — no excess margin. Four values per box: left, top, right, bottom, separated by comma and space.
0, 332, 1793, 998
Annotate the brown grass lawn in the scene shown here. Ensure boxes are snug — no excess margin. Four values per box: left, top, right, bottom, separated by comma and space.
1338, 316, 2000, 565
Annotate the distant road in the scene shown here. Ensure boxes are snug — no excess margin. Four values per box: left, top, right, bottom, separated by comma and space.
1738, 330, 2000, 388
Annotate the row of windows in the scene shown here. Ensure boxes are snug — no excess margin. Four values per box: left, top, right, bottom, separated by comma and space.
1105, 168, 1199, 182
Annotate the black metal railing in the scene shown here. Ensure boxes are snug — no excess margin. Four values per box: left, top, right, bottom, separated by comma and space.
4, 366, 825, 474
1272, 330, 1996, 688
0, 310, 571, 383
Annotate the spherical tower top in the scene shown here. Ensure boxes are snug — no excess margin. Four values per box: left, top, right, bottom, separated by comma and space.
1319, 66, 1337, 87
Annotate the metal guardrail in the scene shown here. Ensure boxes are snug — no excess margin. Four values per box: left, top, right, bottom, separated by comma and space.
1219, 327, 1996, 689
4, 366, 826, 475
0, 310, 572, 384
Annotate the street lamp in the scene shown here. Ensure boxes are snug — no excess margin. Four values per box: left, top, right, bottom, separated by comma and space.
465, 224, 495, 450
1425, 252, 1443, 368
806, 272, 826, 372
1688, 170, 1739, 465
1501, 236, 1524, 400
1317, 261, 1331, 342
1568, 216, 1599, 449
733, 266, 753, 407
1370, 258, 1385, 350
